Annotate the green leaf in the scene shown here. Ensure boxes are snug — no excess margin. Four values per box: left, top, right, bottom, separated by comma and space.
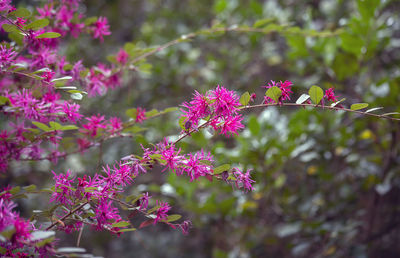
36, 32, 61, 39
25, 19, 49, 30
253, 18, 275, 28
61, 125, 78, 131
8, 31, 24, 45
117, 228, 137, 232
112, 221, 131, 228
265, 86, 282, 103
126, 108, 137, 119
179, 116, 187, 130
308, 85, 324, 105
84, 187, 98, 192
32, 121, 51, 131
295, 94, 310, 104
2, 23, 19, 32
84, 16, 98, 26
145, 109, 158, 117
9, 186, 20, 195
214, 164, 230, 175
49, 121, 62, 131
166, 214, 182, 222
9, 8, 31, 18
125, 194, 140, 203
163, 107, 179, 113
23, 184, 37, 192
239, 92, 251, 106
350, 103, 369, 110
0, 96, 10, 106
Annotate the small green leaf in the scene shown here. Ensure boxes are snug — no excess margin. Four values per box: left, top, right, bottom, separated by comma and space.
32, 121, 51, 131
117, 228, 137, 232
2, 24, 19, 32
84, 187, 98, 192
61, 125, 78, 131
179, 116, 187, 130
9, 186, 21, 195
25, 19, 49, 30
23, 184, 37, 192
36, 32, 61, 39
308, 85, 324, 105
265, 86, 282, 103
214, 164, 230, 175
49, 121, 62, 130
111, 221, 131, 228
126, 108, 137, 119
145, 109, 158, 117
295, 94, 310, 104
239, 92, 251, 106
84, 16, 98, 26
166, 214, 182, 222
0, 96, 10, 106
9, 8, 31, 18
350, 103, 369, 110
8, 31, 24, 45
253, 18, 275, 28
163, 107, 179, 113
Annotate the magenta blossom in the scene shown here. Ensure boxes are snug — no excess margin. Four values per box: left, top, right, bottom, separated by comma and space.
324, 87, 338, 102
263, 80, 293, 104
154, 201, 171, 224
92, 17, 111, 42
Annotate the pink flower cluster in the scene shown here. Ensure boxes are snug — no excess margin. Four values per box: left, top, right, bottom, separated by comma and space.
181, 85, 244, 137
263, 80, 293, 104
0, 190, 32, 256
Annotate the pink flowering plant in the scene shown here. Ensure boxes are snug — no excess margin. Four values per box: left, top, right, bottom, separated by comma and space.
0, 0, 398, 257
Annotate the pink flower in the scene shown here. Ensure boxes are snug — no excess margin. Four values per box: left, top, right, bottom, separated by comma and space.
138, 192, 150, 211
81, 114, 107, 137
263, 80, 293, 104
135, 107, 147, 123
62, 102, 83, 122
209, 85, 241, 117
0, 0, 12, 12
160, 145, 183, 172
50, 170, 75, 205
92, 17, 111, 42
0, 45, 16, 68
214, 114, 244, 137
182, 150, 213, 181
116, 49, 129, 65
107, 117, 122, 135
232, 168, 255, 192
154, 201, 171, 224
94, 198, 121, 230
324, 87, 338, 102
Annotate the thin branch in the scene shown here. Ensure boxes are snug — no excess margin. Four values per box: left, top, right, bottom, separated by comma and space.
46, 201, 89, 230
